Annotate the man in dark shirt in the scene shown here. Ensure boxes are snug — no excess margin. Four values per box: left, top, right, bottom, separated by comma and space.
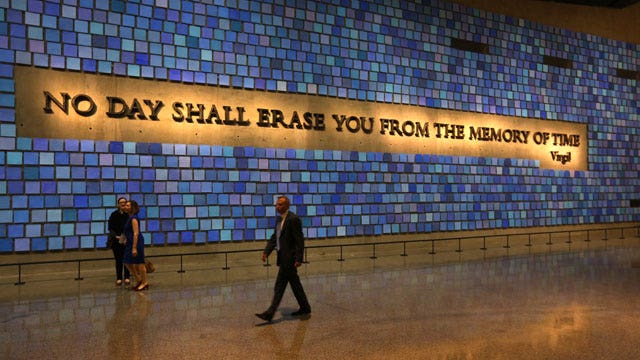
108, 197, 130, 285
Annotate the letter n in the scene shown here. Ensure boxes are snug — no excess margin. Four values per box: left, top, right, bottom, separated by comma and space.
43, 91, 71, 114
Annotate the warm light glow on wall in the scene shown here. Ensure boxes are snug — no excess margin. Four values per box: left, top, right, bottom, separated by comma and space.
16, 67, 587, 171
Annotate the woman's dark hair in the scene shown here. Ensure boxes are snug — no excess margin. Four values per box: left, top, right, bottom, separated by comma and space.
128, 200, 140, 215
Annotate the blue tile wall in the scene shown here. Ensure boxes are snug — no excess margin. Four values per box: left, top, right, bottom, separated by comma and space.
0, 0, 638, 252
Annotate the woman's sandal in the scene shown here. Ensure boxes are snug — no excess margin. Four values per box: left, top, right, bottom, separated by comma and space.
135, 283, 149, 291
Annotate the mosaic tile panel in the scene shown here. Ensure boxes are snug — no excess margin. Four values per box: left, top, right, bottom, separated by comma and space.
0, 0, 638, 251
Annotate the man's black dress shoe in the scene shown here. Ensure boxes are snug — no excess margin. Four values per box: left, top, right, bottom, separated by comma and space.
255, 311, 274, 322
291, 308, 311, 316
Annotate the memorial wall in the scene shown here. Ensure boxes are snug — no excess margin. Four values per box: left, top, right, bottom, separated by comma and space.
0, 0, 637, 252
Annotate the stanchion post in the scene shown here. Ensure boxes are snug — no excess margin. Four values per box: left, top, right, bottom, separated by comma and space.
565, 231, 573, 244
400, 242, 408, 257
525, 233, 532, 247
370, 243, 377, 259
263, 252, 271, 267
177, 254, 186, 273
480, 236, 487, 250
456, 238, 463, 253
75, 260, 83, 281
429, 239, 436, 255
503, 235, 510, 249
338, 245, 345, 262
222, 252, 230, 270
303, 248, 309, 264
15, 264, 25, 286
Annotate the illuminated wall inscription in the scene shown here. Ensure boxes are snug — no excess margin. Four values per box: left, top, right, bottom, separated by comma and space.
15, 67, 587, 170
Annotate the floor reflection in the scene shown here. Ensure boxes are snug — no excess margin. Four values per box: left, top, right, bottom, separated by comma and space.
106, 291, 132, 359
544, 305, 591, 349
107, 291, 151, 360
257, 316, 310, 359
1, 247, 639, 359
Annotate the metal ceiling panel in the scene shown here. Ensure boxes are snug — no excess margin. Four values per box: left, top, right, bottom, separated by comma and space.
538, 0, 640, 8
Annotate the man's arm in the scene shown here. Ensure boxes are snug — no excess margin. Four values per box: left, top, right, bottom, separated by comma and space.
261, 229, 277, 262
291, 216, 304, 265
107, 211, 116, 233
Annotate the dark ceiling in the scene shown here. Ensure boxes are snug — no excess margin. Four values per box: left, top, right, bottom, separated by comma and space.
539, 0, 640, 8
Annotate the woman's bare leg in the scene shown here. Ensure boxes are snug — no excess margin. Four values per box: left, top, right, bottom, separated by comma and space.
125, 264, 139, 285
136, 264, 148, 289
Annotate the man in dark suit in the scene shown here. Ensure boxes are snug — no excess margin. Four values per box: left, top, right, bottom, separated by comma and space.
255, 196, 311, 322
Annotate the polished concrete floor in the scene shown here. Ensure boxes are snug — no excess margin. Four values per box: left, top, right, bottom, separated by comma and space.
1, 235, 640, 359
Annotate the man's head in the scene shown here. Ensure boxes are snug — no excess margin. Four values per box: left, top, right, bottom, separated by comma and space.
117, 197, 127, 212
275, 196, 290, 215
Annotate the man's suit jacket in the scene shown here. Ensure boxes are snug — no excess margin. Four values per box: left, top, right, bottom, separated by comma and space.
264, 211, 304, 266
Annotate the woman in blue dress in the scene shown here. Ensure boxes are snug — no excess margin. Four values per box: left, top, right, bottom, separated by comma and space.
123, 200, 149, 291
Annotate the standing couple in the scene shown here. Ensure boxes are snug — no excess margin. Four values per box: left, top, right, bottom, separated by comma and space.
108, 198, 149, 291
